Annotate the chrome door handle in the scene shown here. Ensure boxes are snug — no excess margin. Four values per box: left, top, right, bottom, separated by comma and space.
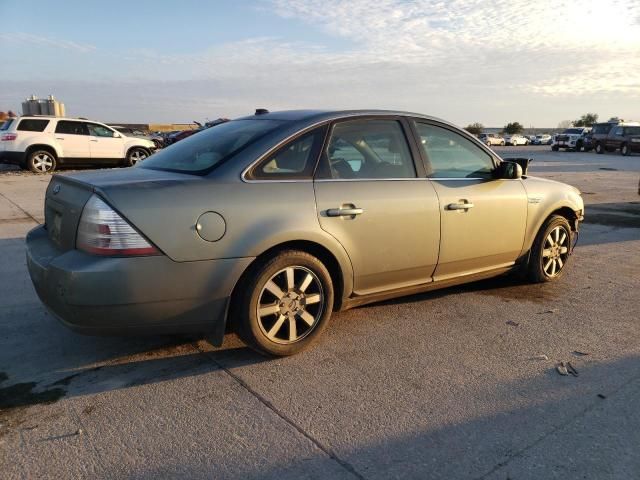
55, 137, 64, 140
89, 139, 99, 142
326, 207, 364, 217
447, 202, 474, 210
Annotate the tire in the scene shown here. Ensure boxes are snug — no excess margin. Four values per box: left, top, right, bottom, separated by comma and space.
501, 141, 505, 146
595, 143, 604, 154
575, 141, 583, 152
234, 250, 334, 356
486, 141, 491, 146
621, 143, 630, 156
551, 145, 559, 151
126, 147, 150, 166
527, 215, 572, 283
27, 150, 57, 173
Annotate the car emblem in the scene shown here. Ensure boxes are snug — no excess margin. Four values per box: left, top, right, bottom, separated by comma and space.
52, 184, 61, 195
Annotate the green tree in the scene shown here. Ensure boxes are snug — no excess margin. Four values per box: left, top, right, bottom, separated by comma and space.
503, 122, 524, 134
572, 113, 598, 127
464, 122, 484, 136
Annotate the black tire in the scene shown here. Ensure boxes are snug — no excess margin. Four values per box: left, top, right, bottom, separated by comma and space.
27, 150, 57, 173
527, 215, 572, 283
621, 143, 630, 156
595, 143, 604, 154
126, 147, 150, 166
501, 141, 505, 146
575, 141, 583, 152
234, 250, 334, 356
551, 145, 559, 151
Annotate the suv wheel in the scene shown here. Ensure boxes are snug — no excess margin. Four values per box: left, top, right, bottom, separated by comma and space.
575, 141, 583, 152
234, 251, 334, 356
551, 145, 559, 151
27, 150, 57, 173
595, 143, 604, 154
527, 215, 572, 283
126, 147, 149, 166
621, 143, 630, 156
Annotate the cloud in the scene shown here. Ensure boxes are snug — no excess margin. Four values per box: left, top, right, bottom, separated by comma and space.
0, 32, 96, 53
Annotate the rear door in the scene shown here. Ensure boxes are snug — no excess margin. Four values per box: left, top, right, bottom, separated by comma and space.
86, 123, 125, 162
54, 120, 90, 159
607, 126, 624, 150
313, 118, 441, 295
412, 121, 527, 281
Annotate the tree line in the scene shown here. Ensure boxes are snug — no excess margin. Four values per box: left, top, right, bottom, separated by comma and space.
464, 113, 624, 136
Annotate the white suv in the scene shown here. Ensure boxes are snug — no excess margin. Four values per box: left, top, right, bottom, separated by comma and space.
0, 116, 155, 173
478, 133, 505, 146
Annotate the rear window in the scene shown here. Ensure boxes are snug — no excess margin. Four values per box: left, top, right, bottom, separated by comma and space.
17, 119, 50, 132
592, 124, 614, 135
140, 119, 285, 174
0, 119, 15, 131
624, 126, 640, 135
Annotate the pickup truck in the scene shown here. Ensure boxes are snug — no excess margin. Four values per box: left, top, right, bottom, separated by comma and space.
594, 123, 640, 156
552, 127, 591, 152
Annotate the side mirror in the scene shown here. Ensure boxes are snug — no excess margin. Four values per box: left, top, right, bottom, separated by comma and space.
495, 161, 523, 180
113, 132, 122, 138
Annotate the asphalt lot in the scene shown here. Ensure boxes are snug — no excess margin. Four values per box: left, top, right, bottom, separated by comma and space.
1, 145, 639, 479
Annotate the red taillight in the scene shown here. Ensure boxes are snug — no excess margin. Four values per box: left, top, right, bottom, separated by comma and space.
1, 133, 17, 141
76, 195, 160, 256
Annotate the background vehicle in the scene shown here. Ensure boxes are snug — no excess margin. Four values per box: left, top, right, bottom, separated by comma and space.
504, 134, 529, 146
26, 109, 584, 356
596, 124, 640, 155
479, 133, 505, 146
0, 116, 155, 173
110, 125, 164, 149
552, 127, 590, 152
533, 134, 553, 145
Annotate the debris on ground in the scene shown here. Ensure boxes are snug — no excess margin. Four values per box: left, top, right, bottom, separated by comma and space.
572, 350, 589, 356
531, 354, 549, 361
556, 362, 569, 376
597, 394, 607, 399
566, 362, 579, 376
506, 320, 519, 327
537, 309, 557, 314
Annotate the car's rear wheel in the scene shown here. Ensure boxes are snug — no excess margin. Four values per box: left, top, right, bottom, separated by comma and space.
527, 215, 572, 283
27, 150, 57, 173
501, 141, 505, 146
621, 143, 630, 156
234, 251, 334, 356
575, 141, 583, 152
551, 145, 559, 151
126, 147, 149, 166
595, 143, 604, 154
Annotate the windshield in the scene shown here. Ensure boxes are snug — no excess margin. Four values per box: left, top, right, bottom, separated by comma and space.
563, 128, 584, 134
0, 119, 14, 131
140, 119, 285, 174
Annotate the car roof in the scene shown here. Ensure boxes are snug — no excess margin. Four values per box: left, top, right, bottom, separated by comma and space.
16, 116, 105, 123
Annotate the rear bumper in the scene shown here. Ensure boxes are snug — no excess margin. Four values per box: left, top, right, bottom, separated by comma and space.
25, 225, 253, 344
0, 151, 25, 165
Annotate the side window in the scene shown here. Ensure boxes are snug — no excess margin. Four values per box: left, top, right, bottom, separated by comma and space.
319, 119, 415, 180
414, 122, 494, 179
249, 128, 324, 180
613, 127, 623, 136
17, 119, 50, 132
55, 121, 88, 136
87, 123, 115, 138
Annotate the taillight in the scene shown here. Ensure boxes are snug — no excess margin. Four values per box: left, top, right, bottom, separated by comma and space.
1, 133, 17, 141
76, 195, 160, 256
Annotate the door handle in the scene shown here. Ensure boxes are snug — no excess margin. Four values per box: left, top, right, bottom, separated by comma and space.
55, 137, 64, 140
326, 206, 364, 217
447, 201, 474, 210
89, 139, 99, 142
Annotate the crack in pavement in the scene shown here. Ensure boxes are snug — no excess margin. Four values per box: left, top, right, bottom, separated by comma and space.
474, 371, 640, 479
0, 191, 41, 225
192, 341, 367, 480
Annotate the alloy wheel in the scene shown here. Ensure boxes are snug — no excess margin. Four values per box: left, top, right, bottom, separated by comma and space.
32, 153, 54, 172
256, 266, 324, 344
542, 226, 569, 277
129, 149, 148, 165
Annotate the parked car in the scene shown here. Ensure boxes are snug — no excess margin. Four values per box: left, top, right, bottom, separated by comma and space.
0, 116, 155, 173
595, 124, 640, 155
533, 134, 553, 145
26, 109, 584, 356
552, 127, 591, 152
166, 128, 202, 145
110, 126, 164, 149
504, 134, 529, 146
478, 133, 505, 146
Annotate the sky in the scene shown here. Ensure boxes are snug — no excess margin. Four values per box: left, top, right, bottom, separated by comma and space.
0, 0, 639, 127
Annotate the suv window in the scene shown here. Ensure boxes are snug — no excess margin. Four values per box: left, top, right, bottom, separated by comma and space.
318, 119, 415, 179
87, 123, 116, 137
593, 124, 614, 135
55, 121, 88, 135
624, 126, 640, 136
0, 119, 15, 131
250, 128, 324, 180
414, 122, 494, 179
17, 119, 50, 132
613, 127, 624, 136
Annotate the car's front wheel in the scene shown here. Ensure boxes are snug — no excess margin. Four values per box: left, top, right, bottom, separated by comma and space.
126, 147, 149, 166
595, 143, 604, 154
27, 150, 57, 173
621, 143, 630, 156
551, 145, 559, 151
234, 251, 334, 356
527, 215, 572, 283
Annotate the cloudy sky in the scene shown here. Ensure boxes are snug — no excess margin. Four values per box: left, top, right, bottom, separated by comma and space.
1, 0, 639, 127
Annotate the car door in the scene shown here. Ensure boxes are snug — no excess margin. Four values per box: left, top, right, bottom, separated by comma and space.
86, 123, 125, 162
313, 118, 441, 295
607, 126, 624, 150
412, 121, 527, 281
53, 120, 90, 160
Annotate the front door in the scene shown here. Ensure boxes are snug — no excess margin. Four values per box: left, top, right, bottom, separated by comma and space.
412, 121, 527, 280
86, 123, 124, 161
313, 118, 441, 295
